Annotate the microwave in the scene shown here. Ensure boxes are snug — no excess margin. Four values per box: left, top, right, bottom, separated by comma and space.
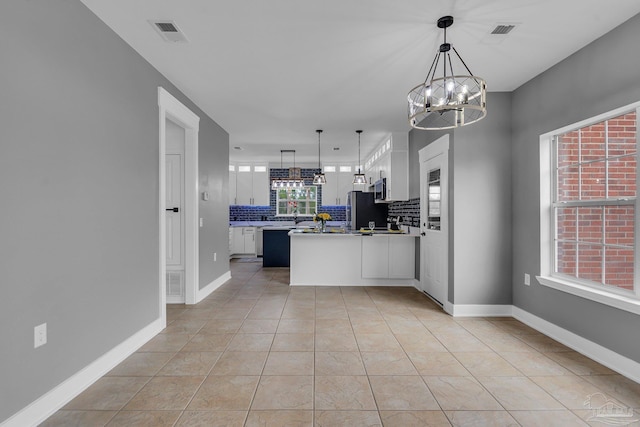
374, 178, 387, 202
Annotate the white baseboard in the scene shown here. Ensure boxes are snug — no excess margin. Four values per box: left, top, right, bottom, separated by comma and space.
166, 295, 185, 304
450, 304, 513, 317
1, 319, 163, 427
512, 306, 640, 384
290, 279, 417, 287
194, 271, 231, 303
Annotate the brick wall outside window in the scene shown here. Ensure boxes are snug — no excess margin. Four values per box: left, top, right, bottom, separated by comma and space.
555, 112, 636, 291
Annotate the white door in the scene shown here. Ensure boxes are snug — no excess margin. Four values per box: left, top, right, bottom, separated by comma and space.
166, 154, 182, 267
419, 136, 449, 306
165, 118, 185, 303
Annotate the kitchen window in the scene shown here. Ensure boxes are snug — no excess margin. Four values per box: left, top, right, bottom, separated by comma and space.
276, 186, 317, 217
539, 103, 640, 314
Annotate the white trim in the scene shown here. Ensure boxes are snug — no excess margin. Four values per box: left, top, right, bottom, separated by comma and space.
449, 304, 513, 317
443, 300, 454, 315
512, 306, 640, 383
537, 275, 640, 316
1, 319, 162, 427
418, 134, 449, 161
158, 87, 200, 313
195, 271, 232, 303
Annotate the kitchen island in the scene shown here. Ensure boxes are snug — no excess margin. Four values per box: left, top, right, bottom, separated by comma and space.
289, 230, 417, 286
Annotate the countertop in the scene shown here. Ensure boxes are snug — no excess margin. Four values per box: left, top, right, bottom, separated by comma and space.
229, 221, 343, 228
289, 228, 418, 237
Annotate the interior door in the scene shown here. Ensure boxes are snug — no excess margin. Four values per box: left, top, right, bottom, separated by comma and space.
166, 154, 183, 267
165, 117, 185, 303
419, 137, 448, 306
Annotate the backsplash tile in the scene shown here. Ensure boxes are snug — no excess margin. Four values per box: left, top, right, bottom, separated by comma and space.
388, 198, 421, 228
230, 168, 346, 222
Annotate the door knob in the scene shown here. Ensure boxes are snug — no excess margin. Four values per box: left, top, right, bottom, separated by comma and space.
420, 232, 426, 236
166, 207, 179, 212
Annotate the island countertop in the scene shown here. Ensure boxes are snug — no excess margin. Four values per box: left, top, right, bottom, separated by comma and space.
288, 229, 418, 237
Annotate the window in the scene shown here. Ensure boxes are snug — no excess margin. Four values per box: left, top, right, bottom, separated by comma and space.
276, 186, 317, 217
540, 104, 640, 314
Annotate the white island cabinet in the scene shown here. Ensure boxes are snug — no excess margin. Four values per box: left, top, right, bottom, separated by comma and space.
362, 236, 415, 279
289, 231, 416, 286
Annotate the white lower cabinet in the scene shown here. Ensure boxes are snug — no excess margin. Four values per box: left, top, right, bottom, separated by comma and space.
362, 237, 389, 278
389, 237, 415, 279
362, 236, 414, 279
230, 227, 256, 256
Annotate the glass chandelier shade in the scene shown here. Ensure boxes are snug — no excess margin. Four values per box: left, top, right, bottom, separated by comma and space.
313, 129, 326, 185
271, 150, 305, 190
353, 130, 366, 185
408, 16, 486, 130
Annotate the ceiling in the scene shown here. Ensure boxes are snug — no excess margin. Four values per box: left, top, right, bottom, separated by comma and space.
81, 0, 640, 164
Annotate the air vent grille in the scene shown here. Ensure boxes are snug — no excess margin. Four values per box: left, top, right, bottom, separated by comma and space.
491, 24, 516, 35
149, 20, 188, 43
156, 22, 178, 33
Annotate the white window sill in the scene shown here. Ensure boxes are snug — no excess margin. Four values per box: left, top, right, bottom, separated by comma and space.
536, 275, 640, 316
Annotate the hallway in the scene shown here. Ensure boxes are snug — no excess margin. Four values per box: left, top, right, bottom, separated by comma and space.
42, 260, 640, 426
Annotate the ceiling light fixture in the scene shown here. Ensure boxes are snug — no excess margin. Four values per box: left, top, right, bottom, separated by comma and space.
313, 130, 326, 185
408, 16, 486, 130
353, 130, 367, 185
271, 150, 305, 190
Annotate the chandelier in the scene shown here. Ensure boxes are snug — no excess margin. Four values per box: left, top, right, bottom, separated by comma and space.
408, 16, 486, 130
312, 130, 326, 185
271, 150, 305, 190
352, 130, 367, 185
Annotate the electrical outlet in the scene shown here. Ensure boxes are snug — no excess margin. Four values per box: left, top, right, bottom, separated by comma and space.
214, 252, 217, 262
524, 273, 530, 286
34, 323, 47, 348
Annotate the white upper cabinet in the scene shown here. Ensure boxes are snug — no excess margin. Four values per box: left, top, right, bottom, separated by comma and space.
230, 163, 269, 205
251, 165, 270, 205
364, 133, 409, 202
229, 164, 237, 205
321, 164, 361, 206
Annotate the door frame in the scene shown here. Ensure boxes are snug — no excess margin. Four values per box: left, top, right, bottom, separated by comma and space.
158, 87, 200, 327
419, 134, 450, 313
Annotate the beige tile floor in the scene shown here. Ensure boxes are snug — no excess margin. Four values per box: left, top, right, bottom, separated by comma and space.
42, 259, 640, 426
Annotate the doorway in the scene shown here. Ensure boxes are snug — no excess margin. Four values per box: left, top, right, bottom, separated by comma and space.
419, 135, 449, 308
165, 119, 185, 303
158, 87, 200, 328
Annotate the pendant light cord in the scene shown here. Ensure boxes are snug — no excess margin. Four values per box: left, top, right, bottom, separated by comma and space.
356, 130, 363, 173
316, 130, 323, 171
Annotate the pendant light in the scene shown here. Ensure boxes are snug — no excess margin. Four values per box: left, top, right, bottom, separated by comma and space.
353, 130, 367, 185
312, 129, 326, 185
271, 150, 304, 190
407, 16, 486, 130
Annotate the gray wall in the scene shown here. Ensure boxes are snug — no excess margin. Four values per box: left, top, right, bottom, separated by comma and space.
452, 93, 512, 305
408, 93, 512, 306
511, 13, 640, 362
0, 0, 229, 421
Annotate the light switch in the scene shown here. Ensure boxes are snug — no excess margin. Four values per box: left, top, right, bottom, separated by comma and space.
199, 218, 204, 227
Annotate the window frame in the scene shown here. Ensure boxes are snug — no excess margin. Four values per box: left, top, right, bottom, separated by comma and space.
539, 102, 640, 315
275, 186, 318, 217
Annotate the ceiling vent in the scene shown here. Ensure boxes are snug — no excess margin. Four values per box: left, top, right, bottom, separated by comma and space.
149, 20, 188, 43
490, 24, 516, 35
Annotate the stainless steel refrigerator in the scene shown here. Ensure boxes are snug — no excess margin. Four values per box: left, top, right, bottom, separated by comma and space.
346, 191, 388, 230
